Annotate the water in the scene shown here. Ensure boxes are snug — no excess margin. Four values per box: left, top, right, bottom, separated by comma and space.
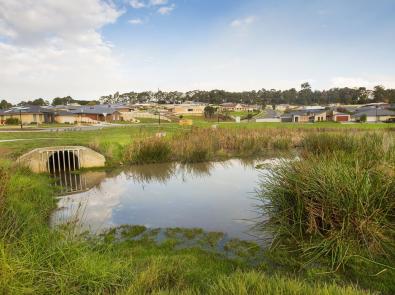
51, 158, 273, 240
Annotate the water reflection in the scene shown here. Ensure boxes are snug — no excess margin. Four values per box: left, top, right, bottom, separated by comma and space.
52, 171, 107, 195
51, 158, 272, 240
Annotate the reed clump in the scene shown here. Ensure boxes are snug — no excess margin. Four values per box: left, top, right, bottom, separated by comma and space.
123, 137, 172, 164
123, 128, 297, 164
260, 132, 395, 270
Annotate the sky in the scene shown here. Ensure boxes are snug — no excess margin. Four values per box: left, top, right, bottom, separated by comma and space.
0, 0, 395, 102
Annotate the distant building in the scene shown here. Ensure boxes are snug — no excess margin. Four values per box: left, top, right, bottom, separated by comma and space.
282, 109, 327, 123
352, 108, 395, 122
220, 103, 254, 112
0, 106, 55, 125
168, 104, 206, 116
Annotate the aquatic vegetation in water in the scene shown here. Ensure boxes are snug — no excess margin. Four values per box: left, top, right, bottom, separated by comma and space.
119, 225, 147, 239
224, 239, 261, 257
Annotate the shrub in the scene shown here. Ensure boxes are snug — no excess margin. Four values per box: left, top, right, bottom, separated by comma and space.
5, 118, 20, 125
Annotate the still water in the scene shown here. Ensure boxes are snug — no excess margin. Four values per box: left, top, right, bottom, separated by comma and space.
51, 159, 272, 240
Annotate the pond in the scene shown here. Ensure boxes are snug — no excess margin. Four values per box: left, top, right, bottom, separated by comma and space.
51, 158, 273, 241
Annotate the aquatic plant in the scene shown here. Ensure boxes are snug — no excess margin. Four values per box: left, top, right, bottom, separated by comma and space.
123, 137, 172, 164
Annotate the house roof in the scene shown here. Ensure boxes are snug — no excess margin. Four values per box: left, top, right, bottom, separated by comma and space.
287, 109, 326, 116
0, 105, 52, 115
70, 105, 119, 115
352, 108, 395, 118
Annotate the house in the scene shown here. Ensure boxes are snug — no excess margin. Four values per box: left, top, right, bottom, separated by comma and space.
70, 105, 121, 122
168, 104, 206, 116
0, 105, 55, 125
282, 109, 327, 123
327, 111, 351, 122
220, 103, 253, 112
352, 108, 395, 122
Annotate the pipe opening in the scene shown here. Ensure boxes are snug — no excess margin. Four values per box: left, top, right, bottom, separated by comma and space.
48, 150, 79, 173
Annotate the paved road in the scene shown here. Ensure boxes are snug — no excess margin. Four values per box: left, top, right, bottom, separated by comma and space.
0, 138, 61, 143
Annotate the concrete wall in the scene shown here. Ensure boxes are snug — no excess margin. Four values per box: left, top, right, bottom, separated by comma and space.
17, 146, 106, 173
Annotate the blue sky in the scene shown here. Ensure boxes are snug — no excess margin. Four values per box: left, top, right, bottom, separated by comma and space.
0, 0, 395, 101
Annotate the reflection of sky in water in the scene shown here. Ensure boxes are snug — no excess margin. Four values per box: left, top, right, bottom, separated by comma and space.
52, 159, 269, 240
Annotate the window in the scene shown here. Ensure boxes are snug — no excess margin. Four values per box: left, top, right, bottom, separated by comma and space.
33, 114, 37, 122
188, 109, 193, 112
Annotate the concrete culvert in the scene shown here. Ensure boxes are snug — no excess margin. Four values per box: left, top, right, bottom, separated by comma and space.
17, 146, 105, 173
48, 150, 80, 173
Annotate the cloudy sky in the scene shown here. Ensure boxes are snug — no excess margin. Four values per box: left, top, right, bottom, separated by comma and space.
1, 0, 395, 102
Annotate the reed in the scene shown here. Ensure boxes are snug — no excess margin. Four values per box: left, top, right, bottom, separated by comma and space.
259, 132, 395, 270
122, 127, 296, 164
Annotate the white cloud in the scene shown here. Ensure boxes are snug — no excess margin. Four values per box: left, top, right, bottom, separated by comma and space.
158, 4, 175, 15
150, 0, 168, 6
130, 0, 146, 9
128, 18, 144, 25
0, 0, 129, 101
230, 16, 256, 28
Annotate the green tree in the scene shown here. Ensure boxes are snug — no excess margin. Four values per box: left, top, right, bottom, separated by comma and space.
0, 99, 12, 109
373, 85, 386, 102
31, 98, 49, 106
204, 106, 215, 118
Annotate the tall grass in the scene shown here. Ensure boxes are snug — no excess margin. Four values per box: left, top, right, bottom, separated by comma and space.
122, 128, 296, 164
259, 132, 395, 271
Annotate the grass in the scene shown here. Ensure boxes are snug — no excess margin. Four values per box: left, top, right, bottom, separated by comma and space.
122, 127, 297, 164
257, 132, 395, 293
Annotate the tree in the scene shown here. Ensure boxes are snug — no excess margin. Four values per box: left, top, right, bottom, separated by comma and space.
360, 114, 367, 123
298, 82, 313, 105
0, 99, 12, 109
52, 96, 74, 106
204, 106, 215, 118
31, 98, 49, 106
373, 85, 386, 102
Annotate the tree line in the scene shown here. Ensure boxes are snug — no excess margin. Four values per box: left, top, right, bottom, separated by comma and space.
99, 84, 395, 106
1, 84, 395, 109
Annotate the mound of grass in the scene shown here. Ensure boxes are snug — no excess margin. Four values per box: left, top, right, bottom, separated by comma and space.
258, 132, 395, 293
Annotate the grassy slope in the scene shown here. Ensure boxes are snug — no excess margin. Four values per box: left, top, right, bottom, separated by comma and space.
0, 164, 370, 294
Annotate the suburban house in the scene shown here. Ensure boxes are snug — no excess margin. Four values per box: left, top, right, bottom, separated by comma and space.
220, 103, 254, 112
0, 106, 55, 125
168, 104, 206, 116
282, 109, 327, 123
69, 105, 121, 122
352, 108, 395, 122
327, 111, 351, 122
